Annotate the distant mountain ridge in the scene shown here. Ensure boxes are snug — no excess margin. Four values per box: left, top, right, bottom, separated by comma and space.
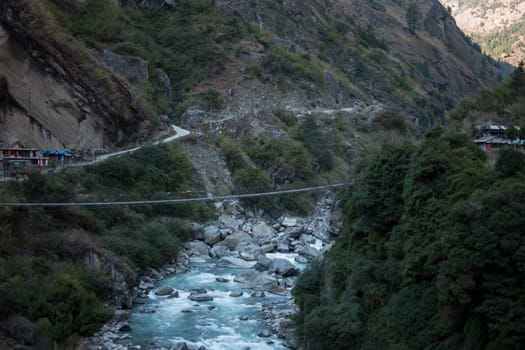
440, 0, 525, 65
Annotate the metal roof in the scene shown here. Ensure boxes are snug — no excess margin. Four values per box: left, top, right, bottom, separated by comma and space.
485, 125, 507, 131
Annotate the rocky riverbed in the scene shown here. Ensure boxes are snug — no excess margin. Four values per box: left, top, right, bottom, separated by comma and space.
86, 193, 342, 350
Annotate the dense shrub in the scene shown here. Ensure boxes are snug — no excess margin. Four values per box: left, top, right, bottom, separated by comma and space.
0, 257, 112, 342
103, 219, 188, 269
495, 148, 525, 178
371, 111, 407, 133
244, 137, 314, 182
263, 46, 324, 84
275, 108, 297, 127
83, 144, 193, 197
217, 136, 248, 173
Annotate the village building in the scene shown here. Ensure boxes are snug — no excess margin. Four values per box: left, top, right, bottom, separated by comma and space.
40, 149, 73, 163
0, 145, 72, 173
0, 146, 50, 169
473, 125, 524, 152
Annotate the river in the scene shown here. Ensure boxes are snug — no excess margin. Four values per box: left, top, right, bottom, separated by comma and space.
90, 194, 339, 350
124, 260, 298, 349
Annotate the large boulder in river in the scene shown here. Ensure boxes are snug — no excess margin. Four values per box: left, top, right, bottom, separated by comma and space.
235, 240, 261, 261
288, 225, 307, 239
170, 342, 189, 350
218, 214, 243, 230
271, 258, 300, 277
204, 225, 222, 245
233, 269, 258, 283
281, 217, 298, 227
238, 247, 261, 261
251, 222, 275, 243
217, 257, 256, 268
215, 231, 254, 251
184, 240, 210, 257
234, 270, 279, 291
155, 286, 175, 296
277, 241, 290, 253
254, 255, 273, 271
189, 294, 214, 302
295, 255, 308, 264
209, 245, 234, 259
296, 245, 321, 262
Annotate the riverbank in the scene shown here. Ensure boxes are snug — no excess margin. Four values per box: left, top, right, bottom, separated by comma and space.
86, 193, 342, 350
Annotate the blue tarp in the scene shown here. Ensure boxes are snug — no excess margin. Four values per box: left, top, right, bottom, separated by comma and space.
40, 150, 72, 157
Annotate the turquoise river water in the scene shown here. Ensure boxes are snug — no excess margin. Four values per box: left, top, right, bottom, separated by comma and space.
123, 259, 298, 350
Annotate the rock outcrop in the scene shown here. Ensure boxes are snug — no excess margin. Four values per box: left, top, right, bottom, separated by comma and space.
90, 49, 149, 86
60, 230, 137, 309
0, 1, 153, 149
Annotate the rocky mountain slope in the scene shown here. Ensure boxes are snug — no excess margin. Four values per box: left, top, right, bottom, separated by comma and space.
440, 0, 525, 65
0, 0, 505, 151
185, 0, 503, 129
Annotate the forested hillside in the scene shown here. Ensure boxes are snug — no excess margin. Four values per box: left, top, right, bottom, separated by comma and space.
0, 144, 208, 347
447, 62, 525, 134
293, 130, 525, 349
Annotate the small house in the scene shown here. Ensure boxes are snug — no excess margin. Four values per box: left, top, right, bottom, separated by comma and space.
0, 145, 50, 167
473, 125, 524, 152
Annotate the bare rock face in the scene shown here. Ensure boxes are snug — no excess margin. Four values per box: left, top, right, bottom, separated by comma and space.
6, 315, 36, 346
0, 1, 153, 149
156, 68, 173, 100
91, 49, 149, 86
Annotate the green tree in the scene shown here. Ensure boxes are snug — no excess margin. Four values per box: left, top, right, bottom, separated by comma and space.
495, 148, 525, 178
293, 131, 525, 349
507, 126, 519, 140
406, 2, 421, 33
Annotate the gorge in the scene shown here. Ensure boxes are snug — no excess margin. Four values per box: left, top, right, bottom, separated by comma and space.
86, 193, 340, 350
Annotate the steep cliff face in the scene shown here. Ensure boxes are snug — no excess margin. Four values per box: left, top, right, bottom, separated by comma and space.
0, 0, 154, 149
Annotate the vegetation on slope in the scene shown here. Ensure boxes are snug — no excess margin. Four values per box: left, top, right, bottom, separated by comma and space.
214, 110, 414, 214
0, 144, 208, 346
44, 0, 245, 114
293, 129, 525, 349
38, 0, 500, 126
447, 63, 525, 133
471, 18, 525, 61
